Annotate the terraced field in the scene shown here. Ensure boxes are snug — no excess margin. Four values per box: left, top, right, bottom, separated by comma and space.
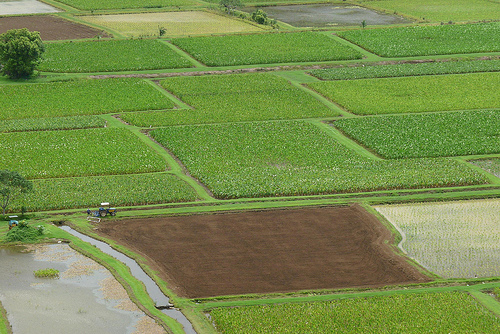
1, 2, 500, 334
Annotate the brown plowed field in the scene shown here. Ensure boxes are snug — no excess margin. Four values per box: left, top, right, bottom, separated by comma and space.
0, 16, 109, 40
96, 205, 431, 298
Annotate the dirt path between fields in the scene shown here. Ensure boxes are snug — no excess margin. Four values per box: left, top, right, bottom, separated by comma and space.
96, 204, 431, 298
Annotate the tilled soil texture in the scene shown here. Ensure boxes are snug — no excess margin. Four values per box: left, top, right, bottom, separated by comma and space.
0, 16, 110, 41
97, 205, 431, 298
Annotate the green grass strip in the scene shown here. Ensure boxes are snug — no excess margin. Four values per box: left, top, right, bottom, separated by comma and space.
308, 72, 500, 115
40, 39, 193, 73
0, 115, 105, 133
309, 58, 500, 80
0, 299, 11, 334
338, 22, 500, 57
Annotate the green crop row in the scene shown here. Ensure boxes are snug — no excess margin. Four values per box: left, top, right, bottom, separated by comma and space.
308, 72, 500, 115
0, 78, 174, 120
10, 173, 199, 212
309, 59, 500, 80
150, 121, 486, 199
121, 73, 335, 126
334, 110, 500, 159
0, 128, 166, 179
209, 292, 500, 333
171, 32, 362, 66
41, 39, 193, 73
0, 115, 105, 133
337, 22, 500, 57
53, 0, 197, 10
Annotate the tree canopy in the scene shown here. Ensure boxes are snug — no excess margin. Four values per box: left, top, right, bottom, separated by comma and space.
219, 0, 241, 15
0, 170, 32, 215
0, 28, 45, 79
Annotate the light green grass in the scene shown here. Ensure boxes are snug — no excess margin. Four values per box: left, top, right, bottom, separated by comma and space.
0, 128, 166, 179
171, 32, 363, 66
309, 59, 500, 80
53, 0, 199, 10
10, 173, 199, 212
0, 78, 174, 120
40, 39, 193, 73
209, 291, 500, 333
337, 22, 500, 57
334, 110, 500, 158
308, 72, 500, 115
150, 121, 486, 198
359, 0, 500, 22
121, 73, 336, 126
0, 115, 105, 132
80, 12, 264, 38
375, 199, 500, 278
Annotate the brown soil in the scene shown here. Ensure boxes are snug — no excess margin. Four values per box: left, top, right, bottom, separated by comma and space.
0, 15, 110, 41
96, 205, 431, 298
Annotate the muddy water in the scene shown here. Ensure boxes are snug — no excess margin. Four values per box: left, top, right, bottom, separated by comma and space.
60, 226, 197, 334
0, 244, 164, 334
0, 0, 60, 15
243, 4, 411, 27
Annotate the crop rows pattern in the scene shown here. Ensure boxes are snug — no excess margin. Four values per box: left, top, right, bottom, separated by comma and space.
0, 115, 104, 133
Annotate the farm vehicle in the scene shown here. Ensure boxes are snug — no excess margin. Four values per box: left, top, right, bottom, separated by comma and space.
87, 202, 117, 218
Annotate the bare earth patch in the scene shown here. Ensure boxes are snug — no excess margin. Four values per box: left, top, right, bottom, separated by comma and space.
97, 205, 430, 298
0, 15, 110, 40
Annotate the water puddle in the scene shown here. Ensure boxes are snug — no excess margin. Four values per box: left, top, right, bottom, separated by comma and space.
59, 226, 197, 334
0, 0, 60, 15
243, 4, 411, 27
0, 244, 164, 334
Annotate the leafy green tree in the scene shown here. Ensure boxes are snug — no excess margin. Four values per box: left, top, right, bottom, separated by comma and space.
0, 28, 45, 79
0, 170, 32, 215
251, 9, 268, 25
219, 0, 241, 15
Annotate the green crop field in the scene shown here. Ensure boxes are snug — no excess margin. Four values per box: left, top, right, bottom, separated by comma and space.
0, 128, 166, 179
41, 39, 193, 73
209, 292, 500, 333
360, 0, 500, 22
150, 121, 486, 198
171, 32, 363, 66
338, 22, 500, 57
309, 59, 500, 80
121, 73, 335, 126
308, 72, 500, 115
0, 78, 174, 120
53, 0, 199, 10
334, 110, 500, 158
375, 199, 500, 278
80, 12, 264, 38
13, 173, 199, 212
0, 115, 104, 132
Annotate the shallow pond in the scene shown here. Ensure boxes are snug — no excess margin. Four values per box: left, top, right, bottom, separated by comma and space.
0, 0, 60, 15
0, 244, 164, 334
243, 4, 411, 27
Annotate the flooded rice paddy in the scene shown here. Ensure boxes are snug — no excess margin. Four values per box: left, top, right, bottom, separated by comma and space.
0, 243, 164, 334
243, 4, 411, 27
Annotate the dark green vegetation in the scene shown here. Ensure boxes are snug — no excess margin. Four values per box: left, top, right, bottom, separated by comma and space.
309, 58, 500, 80
0, 170, 32, 215
41, 39, 193, 73
0, 28, 44, 79
122, 73, 335, 126
334, 110, 500, 158
171, 32, 363, 66
338, 22, 500, 57
0, 78, 174, 120
150, 121, 485, 198
209, 292, 500, 333
5, 221, 44, 243
308, 72, 500, 115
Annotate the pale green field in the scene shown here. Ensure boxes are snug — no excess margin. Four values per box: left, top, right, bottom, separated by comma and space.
358, 0, 500, 22
81, 12, 264, 37
375, 199, 500, 279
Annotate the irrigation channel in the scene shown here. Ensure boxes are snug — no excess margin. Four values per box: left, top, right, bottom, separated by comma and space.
59, 226, 197, 334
